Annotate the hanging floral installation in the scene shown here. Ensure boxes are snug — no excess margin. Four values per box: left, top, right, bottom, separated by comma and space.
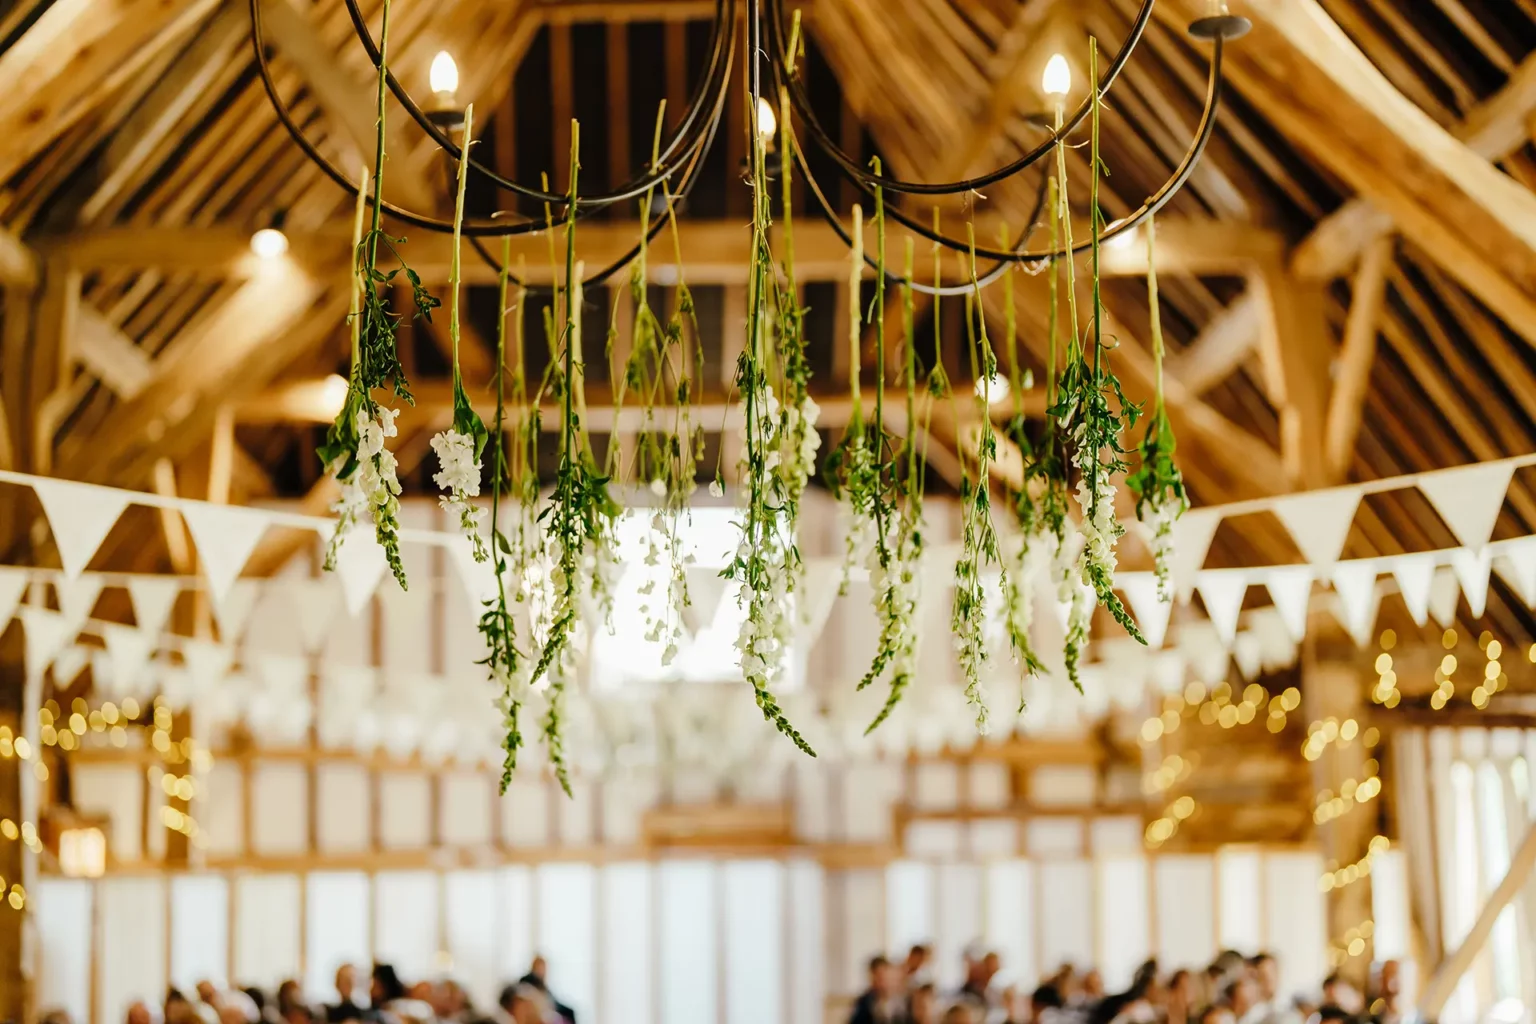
254, 0, 1243, 792
316, 0, 438, 590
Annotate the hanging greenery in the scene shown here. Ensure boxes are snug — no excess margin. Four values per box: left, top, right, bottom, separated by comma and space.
431, 105, 492, 563
609, 103, 703, 668
316, 0, 437, 591
1127, 214, 1188, 601
722, 33, 817, 757
527, 122, 622, 795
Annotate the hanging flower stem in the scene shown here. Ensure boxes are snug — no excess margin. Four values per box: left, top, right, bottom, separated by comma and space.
724, 23, 816, 756
316, 0, 437, 590
481, 236, 529, 794
532, 121, 621, 796
1049, 41, 1144, 662
1127, 214, 1188, 600
432, 105, 491, 562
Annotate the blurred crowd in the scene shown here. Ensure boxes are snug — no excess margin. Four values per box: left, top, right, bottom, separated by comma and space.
105, 957, 578, 1024
847, 944, 1407, 1024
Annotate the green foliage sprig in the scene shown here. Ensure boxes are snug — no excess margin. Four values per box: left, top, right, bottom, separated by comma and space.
432, 105, 491, 563
1046, 41, 1144, 657
530, 122, 621, 796
480, 237, 531, 794
1126, 214, 1188, 601
317, 0, 435, 591
722, 53, 816, 757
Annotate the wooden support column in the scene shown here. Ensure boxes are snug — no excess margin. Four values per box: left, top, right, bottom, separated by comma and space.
0, 666, 28, 1021
1254, 265, 1332, 489
1305, 656, 1374, 980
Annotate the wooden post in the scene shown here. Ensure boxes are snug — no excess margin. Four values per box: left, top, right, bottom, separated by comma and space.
1305, 657, 1374, 980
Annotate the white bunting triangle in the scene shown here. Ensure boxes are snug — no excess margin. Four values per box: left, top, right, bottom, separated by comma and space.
19, 606, 72, 679
683, 567, 728, 634
281, 578, 342, 653
446, 534, 497, 606
1120, 573, 1172, 650
1451, 547, 1494, 619
1330, 561, 1381, 647
127, 576, 181, 639
1429, 567, 1461, 629
182, 639, 234, 694
1233, 632, 1263, 682
1170, 507, 1223, 602
102, 622, 157, 696
30, 478, 131, 579
1390, 552, 1438, 626
1497, 537, 1536, 609
1262, 566, 1313, 642
1272, 487, 1362, 566
210, 580, 260, 644
1195, 569, 1249, 646
180, 503, 269, 606
332, 532, 387, 617
1418, 460, 1515, 549
0, 569, 27, 632
53, 575, 103, 633
51, 645, 90, 688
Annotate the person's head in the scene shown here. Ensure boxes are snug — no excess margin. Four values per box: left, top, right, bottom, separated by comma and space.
218, 1004, 250, 1024
1376, 960, 1401, 998
528, 955, 547, 980
910, 984, 937, 1024
1032, 984, 1065, 1018
1201, 1006, 1236, 1024
941, 1005, 976, 1024
982, 952, 1001, 985
1249, 953, 1279, 1000
165, 990, 197, 1024
371, 964, 406, 1005
1083, 969, 1104, 1000
1168, 970, 1192, 1003
126, 1003, 153, 1024
435, 980, 467, 1016
334, 964, 356, 1002
904, 944, 932, 975
499, 985, 544, 1024
276, 981, 304, 1014
1316, 1005, 1352, 1024
868, 955, 896, 995
196, 983, 219, 1007
1225, 977, 1258, 1018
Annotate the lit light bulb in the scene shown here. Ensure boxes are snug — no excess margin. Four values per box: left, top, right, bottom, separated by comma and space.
1042, 54, 1072, 98
250, 227, 289, 259
755, 96, 778, 142
974, 373, 1011, 406
321, 373, 350, 417
430, 51, 460, 98
1105, 226, 1139, 252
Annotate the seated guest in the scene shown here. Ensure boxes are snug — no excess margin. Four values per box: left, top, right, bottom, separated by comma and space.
1320, 975, 1361, 1016
850, 955, 904, 1024
910, 983, 937, 1024
275, 981, 311, 1024
1167, 970, 1195, 1024
496, 984, 546, 1024
1225, 977, 1262, 1024
903, 945, 935, 989
518, 956, 576, 1024
327, 965, 365, 1024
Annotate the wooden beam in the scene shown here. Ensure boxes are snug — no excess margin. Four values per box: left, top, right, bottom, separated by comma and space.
1165, 290, 1263, 395
1253, 264, 1332, 488
74, 306, 155, 400
1419, 821, 1536, 1018
39, 216, 1280, 284
77, 1, 250, 225
1185, 2, 1536, 345
54, 263, 325, 485
237, 375, 1047, 429
0, 229, 36, 289
1324, 235, 1395, 482
0, 0, 218, 184
257, 0, 439, 214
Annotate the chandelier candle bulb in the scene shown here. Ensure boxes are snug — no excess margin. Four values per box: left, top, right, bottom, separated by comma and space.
429, 51, 459, 101
1042, 54, 1072, 98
